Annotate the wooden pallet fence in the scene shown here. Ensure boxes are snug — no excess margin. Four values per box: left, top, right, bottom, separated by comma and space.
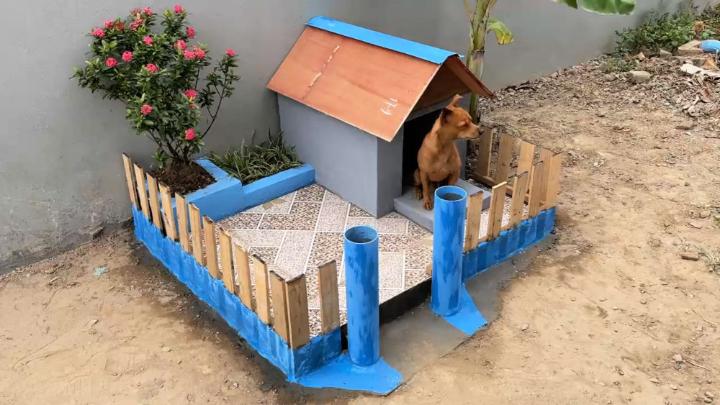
121, 155, 319, 350
471, 134, 562, 205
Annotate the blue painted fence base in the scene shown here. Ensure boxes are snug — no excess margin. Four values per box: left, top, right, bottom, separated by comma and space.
297, 353, 403, 395
132, 207, 341, 381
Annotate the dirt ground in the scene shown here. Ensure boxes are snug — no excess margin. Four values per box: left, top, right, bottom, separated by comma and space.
2, 56, 719, 404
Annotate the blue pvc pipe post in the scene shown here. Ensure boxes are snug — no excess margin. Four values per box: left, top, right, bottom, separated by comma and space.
344, 225, 380, 367
431, 185, 468, 316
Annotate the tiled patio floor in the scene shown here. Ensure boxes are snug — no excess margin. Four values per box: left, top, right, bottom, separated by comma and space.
216, 183, 522, 336
217, 184, 434, 336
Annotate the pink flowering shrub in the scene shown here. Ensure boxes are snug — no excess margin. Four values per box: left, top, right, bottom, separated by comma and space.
73, 6, 240, 167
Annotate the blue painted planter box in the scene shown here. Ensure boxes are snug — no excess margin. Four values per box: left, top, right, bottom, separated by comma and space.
184, 159, 315, 220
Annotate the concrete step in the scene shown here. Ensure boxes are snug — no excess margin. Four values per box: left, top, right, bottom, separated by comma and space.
394, 179, 491, 232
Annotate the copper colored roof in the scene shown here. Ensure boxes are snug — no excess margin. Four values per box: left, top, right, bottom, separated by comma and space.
268, 18, 493, 142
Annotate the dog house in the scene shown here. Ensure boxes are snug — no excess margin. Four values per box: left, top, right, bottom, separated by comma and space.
268, 16, 493, 228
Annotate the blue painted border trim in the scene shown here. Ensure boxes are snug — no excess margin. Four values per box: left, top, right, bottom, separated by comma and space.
462, 208, 556, 282
132, 207, 341, 380
184, 159, 315, 221
307, 16, 456, 64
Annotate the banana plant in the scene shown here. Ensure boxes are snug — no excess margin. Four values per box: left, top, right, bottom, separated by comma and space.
465, 0, 636, 121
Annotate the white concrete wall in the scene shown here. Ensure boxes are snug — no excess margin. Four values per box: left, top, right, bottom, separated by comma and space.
1, 0, 710, 270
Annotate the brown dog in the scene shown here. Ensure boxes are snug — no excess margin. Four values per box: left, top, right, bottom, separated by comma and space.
414, 95, 480, 210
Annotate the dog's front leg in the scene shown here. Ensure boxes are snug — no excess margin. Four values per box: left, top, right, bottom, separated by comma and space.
420, 170, 433, 210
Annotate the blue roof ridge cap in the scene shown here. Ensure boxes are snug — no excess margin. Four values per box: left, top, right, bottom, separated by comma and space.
307, 16, 456, 65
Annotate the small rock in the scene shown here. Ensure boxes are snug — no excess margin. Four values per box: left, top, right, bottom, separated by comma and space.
161, 346, 172, 352
670, 384, 679, 390
704, 398, 713, 404
673, 353, 684, 363
635, 52, 646, 61
685, 181, 691, 187
707, 392, 715, 399
659, 49, 673, 58
628, 70, 652, 84
676, 121, 696, 130
681, 252, 700, 261
87, 319, 99, 327
688, 221, 703, 229
650, 377, 660, 384
521, 324, 529, 331
699, 211, 711, 219
640, 298, 648, 305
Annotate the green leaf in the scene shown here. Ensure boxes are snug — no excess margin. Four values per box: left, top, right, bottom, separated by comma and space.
486, 18, 513, 45
556, 0, 635, 15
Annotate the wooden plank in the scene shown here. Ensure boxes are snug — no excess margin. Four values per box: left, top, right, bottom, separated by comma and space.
203, 216, 219, 279
528, 161, 547, 217
285, 275, 310, 349
486, 181, 508, 240
188, 204, 204, 264
508, 172, 530, 228
253, 257, 272, 324
317, 261, 340, 334
159, 184, 177, 240
472, 128, 493, 181
517, 141, 535, 177
133, 164, 150, 219
269, 271, 290, 342
219, 231, 236, 294
494, 134, 516, 182
175, 194, 190, 252
463, 192, 484, 252
121, 154, 137, 206
233, 242, 254, 309
544, 154, 563, 209
146, 174, 164, 230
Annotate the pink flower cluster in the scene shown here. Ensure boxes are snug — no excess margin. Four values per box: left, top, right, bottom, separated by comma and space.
175, 39, 187, 51
140, 104, 153, 116
184, 89, 198, 100
91, 28, 105, 38
121, 51, 133, 62
184, 128, 196, 141
183, 46, 206, 61
225, 48, 236, 57
105, 57, 118, 68
143, 35, 153, 46
186, 26, 196, 39
174, 4, 185, 14
145, 63, 159, 73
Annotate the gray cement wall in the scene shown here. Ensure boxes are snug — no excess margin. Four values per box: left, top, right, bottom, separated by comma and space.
1, 0, 709, 270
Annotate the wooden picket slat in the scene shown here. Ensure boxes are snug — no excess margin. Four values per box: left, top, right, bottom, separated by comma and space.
472, 128, 493, 181
219, 231, 235, 293
189, 204, 204, 264
122, 154, 137, 206
146, 174, 164, 230
269, 271, 290, 342
233, 243, 254, 309
203, 216, 219, 278
463, 192, 484, 252
159, 184, 177, 240
528, 161, 547, 217
508, 172, 530, 228
494, 134, 516, 182
544, 154, 563, 209
252, 257, 272, 324
133, 164, 150, 219
517, 141, 535, 177
317, 261, 340, 334
285, 274, 310, 349
486, 181, 507, 240
176, 194, 190, 252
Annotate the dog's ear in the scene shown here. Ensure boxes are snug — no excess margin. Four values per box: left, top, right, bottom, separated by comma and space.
449, 94, 463, 107
440, 107, 453, 123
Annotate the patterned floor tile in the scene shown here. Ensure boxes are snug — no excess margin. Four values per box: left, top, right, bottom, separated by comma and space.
259, 201, 321, 230
274, 231, 314, 278
323, 190, 346, 205
316, 201, 349, 233
377, 217, 408, 234
296, 184, 325, 202
228, 229, 285, 248
244, 192, 295, 214
404, 268, 429, 289
308, 232, 344, 268
218, 213, 263, 230
348, 204, 372, 217
248, 247, 278, 265
379, 252, 404, 289
345, 216, 376, 231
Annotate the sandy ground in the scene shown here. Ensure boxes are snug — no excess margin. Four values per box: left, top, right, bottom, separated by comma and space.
2, 57, 720, 404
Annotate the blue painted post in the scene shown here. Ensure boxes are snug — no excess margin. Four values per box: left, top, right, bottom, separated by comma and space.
431, 185, 468, 316
344, 225, 380, 366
